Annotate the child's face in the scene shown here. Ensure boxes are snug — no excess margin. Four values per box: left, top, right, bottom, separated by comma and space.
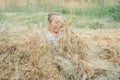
48, 15, 63, 34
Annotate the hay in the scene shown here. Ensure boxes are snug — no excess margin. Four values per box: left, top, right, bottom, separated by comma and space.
0, 26, 120, 80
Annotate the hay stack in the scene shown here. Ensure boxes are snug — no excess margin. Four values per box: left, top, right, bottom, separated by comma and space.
0, 25, 120, 80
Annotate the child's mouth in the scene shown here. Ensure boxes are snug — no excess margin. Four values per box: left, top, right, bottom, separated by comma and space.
54, 30, 59, 33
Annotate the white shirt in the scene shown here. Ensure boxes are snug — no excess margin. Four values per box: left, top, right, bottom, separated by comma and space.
46, 31, 61, 47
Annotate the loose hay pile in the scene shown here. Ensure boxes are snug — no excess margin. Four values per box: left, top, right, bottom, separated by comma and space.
0, 26, 120, 80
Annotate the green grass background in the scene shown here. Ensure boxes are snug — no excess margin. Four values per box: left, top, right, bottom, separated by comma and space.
0, 0, 120, 29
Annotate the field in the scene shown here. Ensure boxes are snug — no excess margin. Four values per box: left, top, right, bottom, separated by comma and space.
0, 0, 120, 80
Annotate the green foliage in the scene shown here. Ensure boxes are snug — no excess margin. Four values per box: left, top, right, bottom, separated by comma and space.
74, 5, 110, 18
0, 13, 6, 21
109, 0, 120, 21
0, 0, 119, 29
61, 8, 70, 14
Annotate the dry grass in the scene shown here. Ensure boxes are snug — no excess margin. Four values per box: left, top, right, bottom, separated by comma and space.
0, 24, 120, 80
0, 0, 116, 9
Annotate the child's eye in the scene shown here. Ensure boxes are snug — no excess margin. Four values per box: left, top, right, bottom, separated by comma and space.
55, 21, 60, 24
